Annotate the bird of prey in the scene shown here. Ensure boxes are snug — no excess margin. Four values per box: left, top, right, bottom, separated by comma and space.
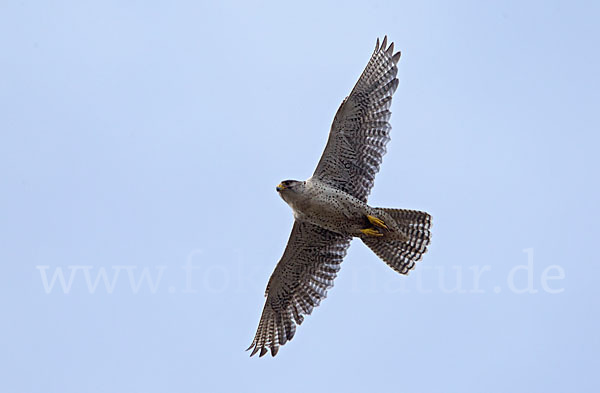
248, 36, 432, 357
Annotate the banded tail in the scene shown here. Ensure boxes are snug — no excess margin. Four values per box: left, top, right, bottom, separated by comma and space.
361, 208, 432, 275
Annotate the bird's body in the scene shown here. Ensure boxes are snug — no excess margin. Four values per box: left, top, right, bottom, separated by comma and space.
248, 37, 432, 357
280, 178, 405, 240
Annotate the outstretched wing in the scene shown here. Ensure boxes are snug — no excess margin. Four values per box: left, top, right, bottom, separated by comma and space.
247, 221, 351, 357
313, 36, 401, 202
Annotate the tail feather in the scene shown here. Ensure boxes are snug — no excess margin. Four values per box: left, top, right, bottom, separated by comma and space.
362, 208, 432, 275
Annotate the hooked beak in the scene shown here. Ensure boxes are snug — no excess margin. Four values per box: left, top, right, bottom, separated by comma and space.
276, 183, 286, 192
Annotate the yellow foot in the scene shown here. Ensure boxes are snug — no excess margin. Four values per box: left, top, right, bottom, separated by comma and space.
360, 228, 384, 237
367, 215, 388, 230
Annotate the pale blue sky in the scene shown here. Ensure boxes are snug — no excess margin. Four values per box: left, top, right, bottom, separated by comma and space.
1, 1, 599, 392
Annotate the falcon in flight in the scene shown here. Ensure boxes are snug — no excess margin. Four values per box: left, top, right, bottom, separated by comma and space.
248, 36, 432, 357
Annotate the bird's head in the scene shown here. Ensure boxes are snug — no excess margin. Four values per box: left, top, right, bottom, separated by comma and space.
276, 180, 305, 203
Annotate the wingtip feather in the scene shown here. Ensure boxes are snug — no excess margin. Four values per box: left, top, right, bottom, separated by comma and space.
386, 42, 394, 56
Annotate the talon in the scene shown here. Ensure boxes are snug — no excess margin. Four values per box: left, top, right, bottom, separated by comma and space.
360, 228, 384, 237
367, 215, 388, 230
